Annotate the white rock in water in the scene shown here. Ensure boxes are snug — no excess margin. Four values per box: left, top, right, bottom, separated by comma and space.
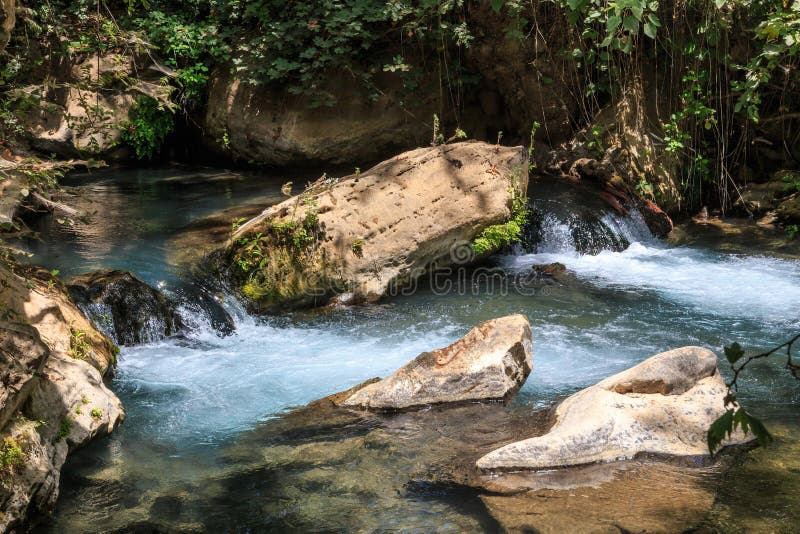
477, 346, 752, 471
341, 314, 533, 410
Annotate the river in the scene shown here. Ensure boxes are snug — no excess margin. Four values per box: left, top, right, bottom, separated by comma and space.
17, 166, 800, 532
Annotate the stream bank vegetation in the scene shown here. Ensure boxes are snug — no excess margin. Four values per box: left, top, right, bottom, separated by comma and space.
1, 0, 798, 220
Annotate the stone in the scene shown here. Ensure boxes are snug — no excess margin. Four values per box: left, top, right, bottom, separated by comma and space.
740, 180, 792, 215
225, 141, 528, 311
0, 261, 117, 376
777, 194, 800, 224
477, 346, 751, 471
68, 269, 184, 346
0, 321, 49, 430
16, 50, 172, 159
202, 69, 435, 167
0, 258, 124, 530
340, 314, 532, 410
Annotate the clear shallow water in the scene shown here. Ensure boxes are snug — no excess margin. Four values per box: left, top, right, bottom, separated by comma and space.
19, 169, 800, 532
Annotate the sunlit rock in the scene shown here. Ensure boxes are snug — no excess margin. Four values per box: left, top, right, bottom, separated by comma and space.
224, 141, 529, 311
0, 260, 124, 530
477, 346, 752, 471
340, 314, 532, 411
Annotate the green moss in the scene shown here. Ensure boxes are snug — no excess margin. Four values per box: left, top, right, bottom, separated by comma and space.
0, 438, 25, 471
90, 409, 102, 419
351, 238, 365, 257
229, 201, 336, 309
68, 329, 90, 360
55, 417, 73, 443
471, 189, 529, 256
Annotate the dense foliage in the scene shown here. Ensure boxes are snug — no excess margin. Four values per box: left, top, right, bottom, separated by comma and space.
1, 0, 799, 207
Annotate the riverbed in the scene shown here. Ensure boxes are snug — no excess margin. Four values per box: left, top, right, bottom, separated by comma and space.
20, 166, 800, 532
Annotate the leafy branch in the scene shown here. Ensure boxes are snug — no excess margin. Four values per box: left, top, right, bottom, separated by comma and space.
708, 334, 800, 454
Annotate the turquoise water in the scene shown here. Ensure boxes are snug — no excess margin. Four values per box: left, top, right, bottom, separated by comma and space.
20, 168, 800, 532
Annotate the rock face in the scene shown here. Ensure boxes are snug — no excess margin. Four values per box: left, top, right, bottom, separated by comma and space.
477, 346, 750, 471
68, 269, 184, 346
203, 69, 435, 167
340, 315, 532, 410
0, 0, 13, 54
15, 49, 172, 159
0, 260, 124, 530
225, 141, 528, 311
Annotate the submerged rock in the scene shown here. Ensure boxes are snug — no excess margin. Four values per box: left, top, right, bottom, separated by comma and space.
477, 346, 751, 471
68, 269, 184, 346
340, 314, 532, 411
0, 260, 124, 530
224, 141, 528, 311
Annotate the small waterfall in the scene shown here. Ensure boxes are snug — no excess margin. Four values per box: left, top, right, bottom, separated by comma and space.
522, 180, 655, 255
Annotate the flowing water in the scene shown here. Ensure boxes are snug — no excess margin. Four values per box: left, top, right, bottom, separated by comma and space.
17, 168, 800, 532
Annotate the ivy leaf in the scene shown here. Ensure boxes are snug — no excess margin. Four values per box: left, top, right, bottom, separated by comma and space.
623, 16, 639, 33
647, 13, 661, 28
708, 408, 734, 454
724, 342, 745, 364
606, 14, 622, 32
643, 21, 657, 39
491, 0, 505, 13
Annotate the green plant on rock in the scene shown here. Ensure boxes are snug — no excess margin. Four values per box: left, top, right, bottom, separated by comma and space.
230, 198, 333, 307
90, 408, 102, 419
0, 437, 25, 472
55, 417, 73, 443
351, 238, 365, 257
119, 96, 175, 160
68, 328, 90, 360
471, 188, 529, 256
783, 174, 800, 193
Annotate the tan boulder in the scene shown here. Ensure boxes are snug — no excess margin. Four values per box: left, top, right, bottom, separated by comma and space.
340, 314, 532, 410
477, 346, 751, 471
17, 50, 172, 159
0, 259, 124, 530
203, 69, 435, 166
225, 141, 528, 311
0, 261, 117, 375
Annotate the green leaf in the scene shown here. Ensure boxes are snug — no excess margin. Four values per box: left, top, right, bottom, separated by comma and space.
630, 4, 644, 20
643, 21, 657, 39
745, 411, 774, 447
724, 342, 745, 364
606, 14, 622, 32
708, 409, 735, 454
623, 16, 639, 33
491, 0, 505, 13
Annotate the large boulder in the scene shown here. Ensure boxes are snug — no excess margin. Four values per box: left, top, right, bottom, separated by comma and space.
13, 48, 172, 159
477, 346, 751, 471
224, 141, 528, 311
340, 314, 532, 410
0, 262, 117, 376
0, 260, 124, 530
0, 322, 48, 430
68, 269, 184, 346
203, 69, 435, 167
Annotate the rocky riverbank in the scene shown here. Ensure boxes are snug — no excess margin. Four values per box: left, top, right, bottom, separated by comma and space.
0, 259, 123, 530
